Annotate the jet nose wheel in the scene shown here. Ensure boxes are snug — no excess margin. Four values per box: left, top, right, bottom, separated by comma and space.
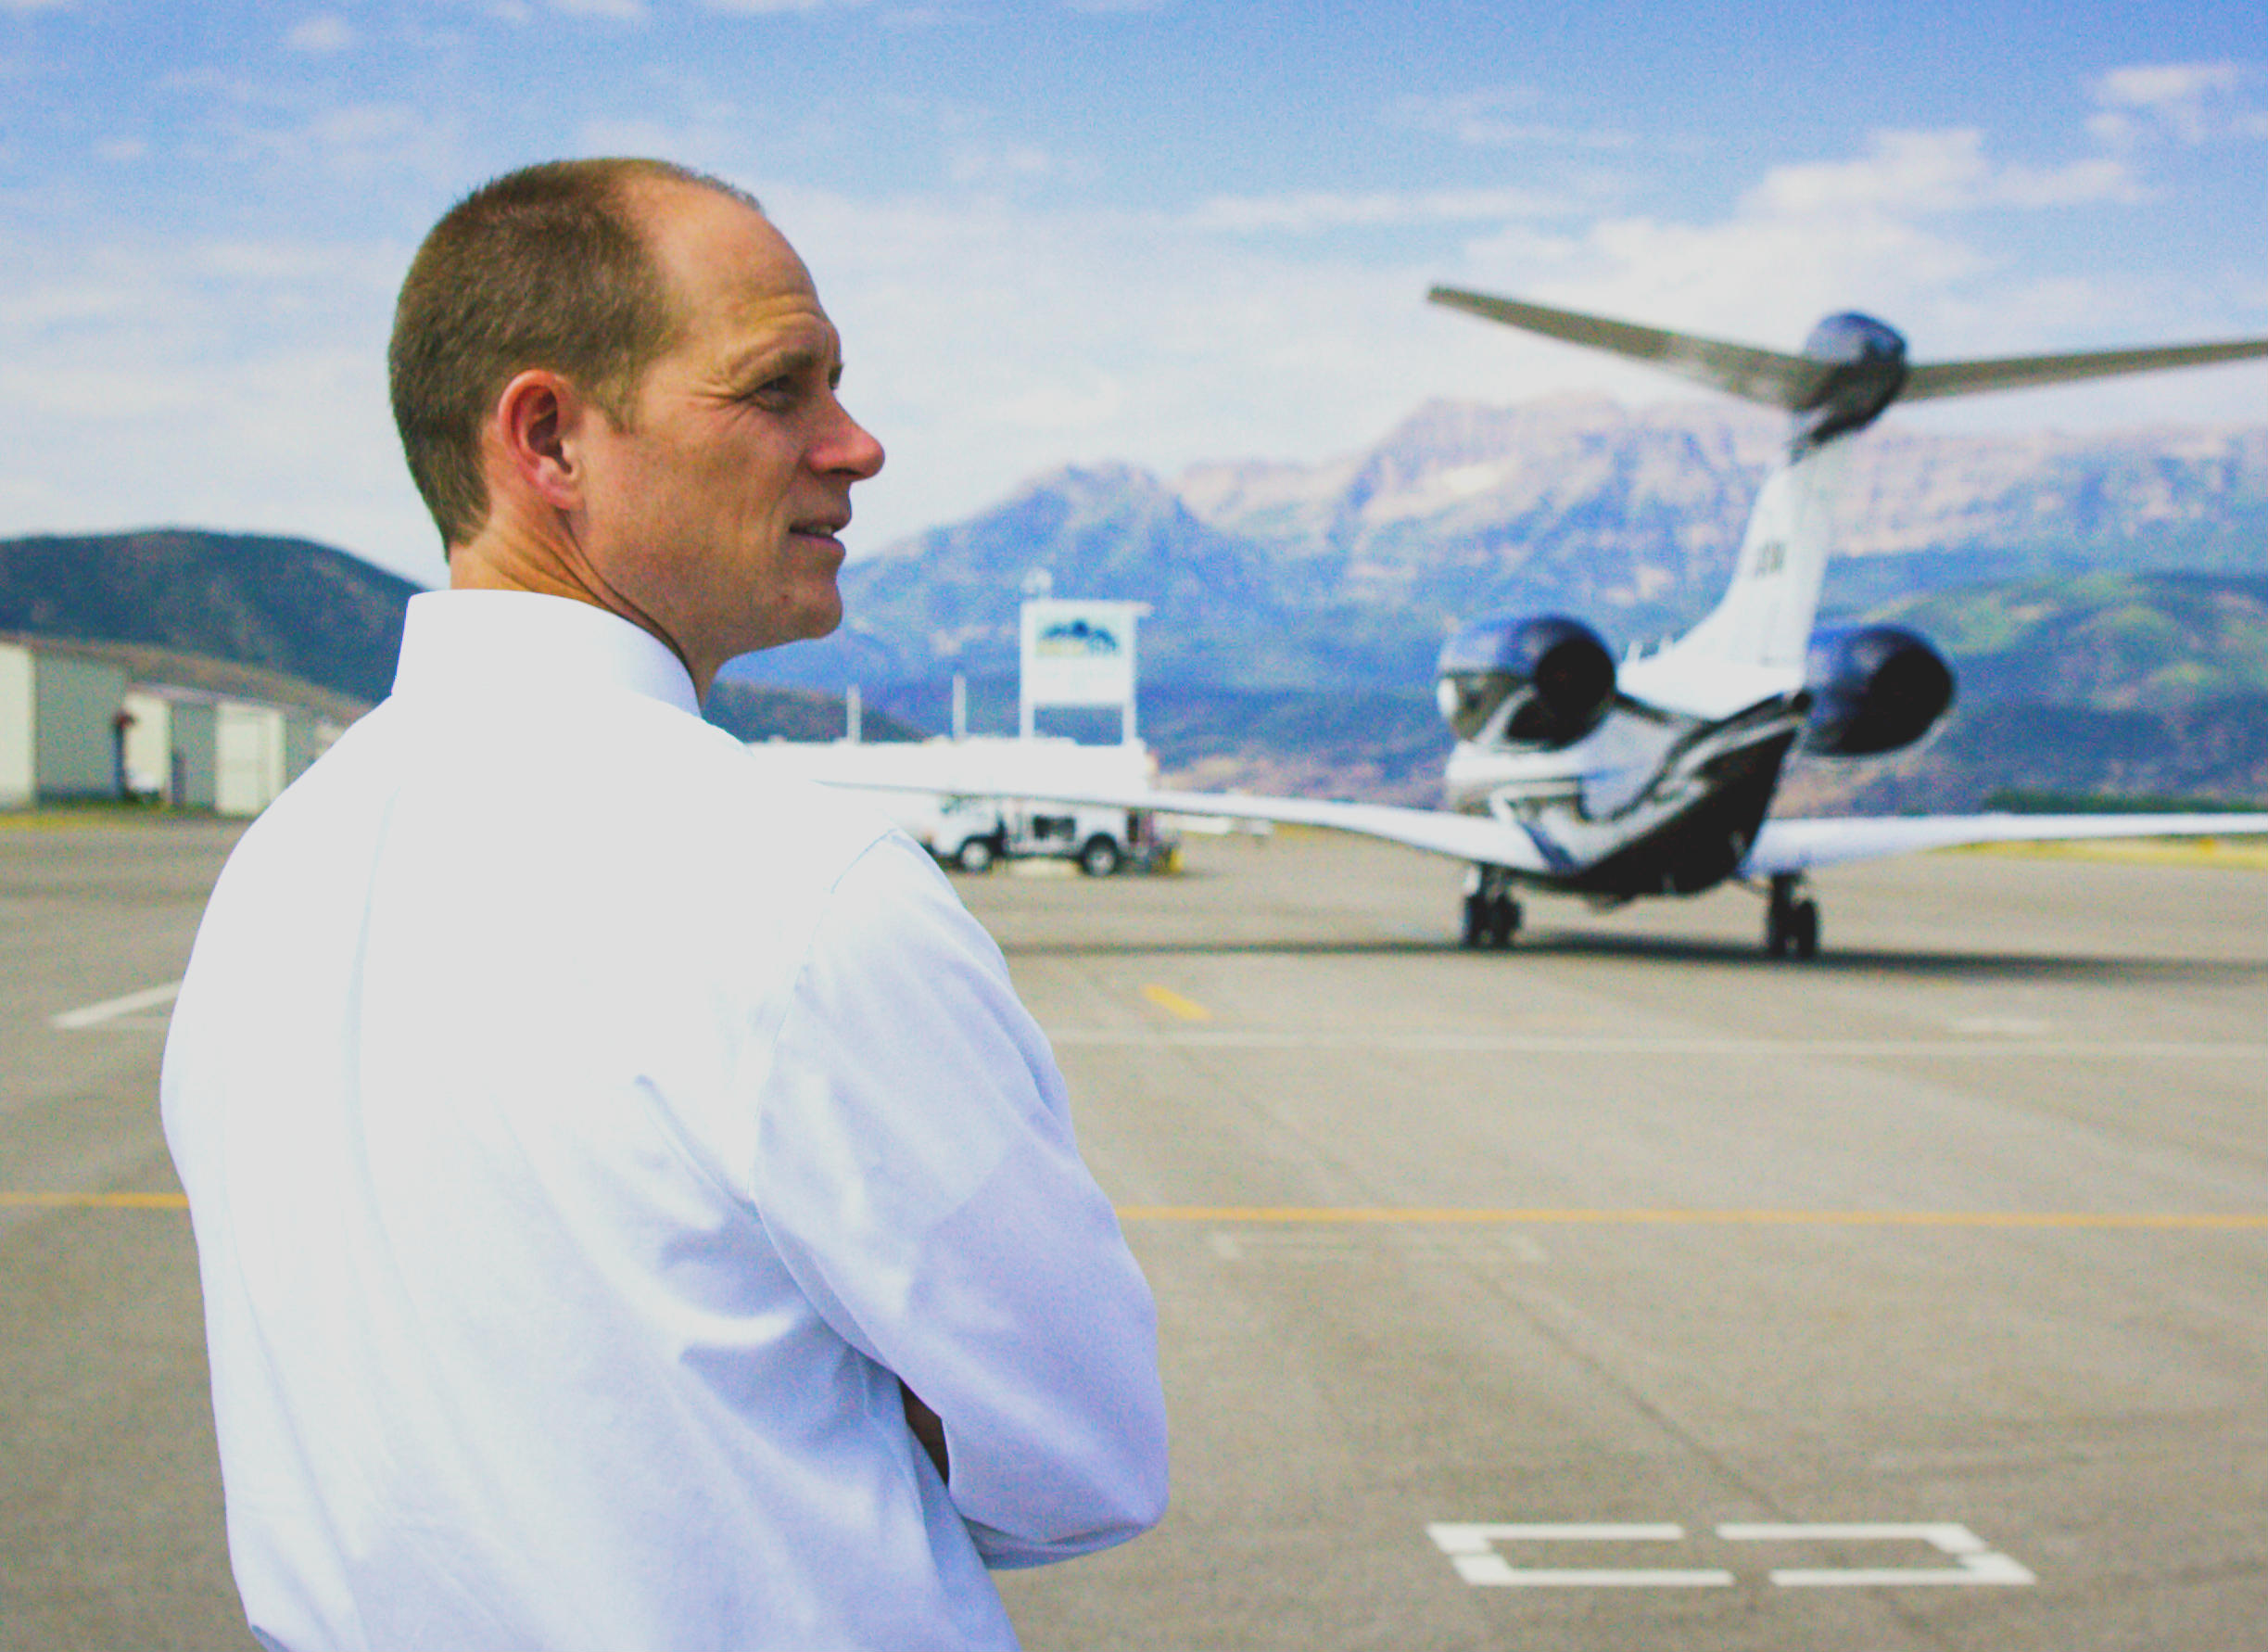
1766, 873, 1821, 959
1462, 867, 1523, 949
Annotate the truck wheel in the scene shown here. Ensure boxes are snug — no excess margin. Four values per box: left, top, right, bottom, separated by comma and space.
1077, 835, 1122, 877
955, 837, 996, 873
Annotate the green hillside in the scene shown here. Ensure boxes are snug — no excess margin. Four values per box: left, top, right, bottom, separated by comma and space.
1867, 572, 2268, 710
0, 529, 421, 705
0, 529, 890, 743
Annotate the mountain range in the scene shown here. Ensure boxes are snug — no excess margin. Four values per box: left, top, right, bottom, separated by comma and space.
0, 530, 920, 745
7, 391, 2265, 813
1, 530, 420, 705
747, 394, 2268, 695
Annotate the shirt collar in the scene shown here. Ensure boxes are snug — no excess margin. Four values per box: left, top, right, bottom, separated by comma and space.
391, 591, 702, 718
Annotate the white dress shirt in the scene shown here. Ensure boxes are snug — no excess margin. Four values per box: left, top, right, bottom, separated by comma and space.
161, 591, 1166, 1652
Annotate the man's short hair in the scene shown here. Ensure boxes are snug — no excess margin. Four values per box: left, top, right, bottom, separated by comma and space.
388, 158, 762, 550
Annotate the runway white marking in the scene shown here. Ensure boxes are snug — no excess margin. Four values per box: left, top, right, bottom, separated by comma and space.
1046, 1027, 2265, 1059
1428, 1521, 2037, 1588
1949, 1016, 2052, 1036
1203, 1227, 1554, 1264
1717, 1522, 2037, 1586
1133, 1205, 2268, 1230
49, 981, 182, 1031
1426, 1523, 1735, 1587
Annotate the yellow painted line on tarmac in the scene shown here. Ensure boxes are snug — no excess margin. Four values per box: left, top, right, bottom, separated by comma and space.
0, 1190, 188, 1210
1114, 1205, 2268, 1231
1142, 984, 1214, 1023
0, 808, 204, 832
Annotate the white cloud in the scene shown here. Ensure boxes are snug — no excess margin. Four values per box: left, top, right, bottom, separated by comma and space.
1186, 185, 1567, 235
2096, 60, 2242, 112
285, 15, 357, 53
754, 185, 1483, 549
947, 144, 1084, 187
2089, 60, 2265, 146
3, 106, 2256, 585
701, 0, 872, 13
551, 0, 648, 19
0, 0, 76, 14
0, 235, 442, 585
206, 95, 472, 194
1745, 129, 2141, 217
1398, 89, 1636, 151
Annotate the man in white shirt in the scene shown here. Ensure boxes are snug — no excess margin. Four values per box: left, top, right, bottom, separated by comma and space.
161, 158, 1167, 1651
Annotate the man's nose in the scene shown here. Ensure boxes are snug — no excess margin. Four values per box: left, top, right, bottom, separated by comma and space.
817, 399, 885, 481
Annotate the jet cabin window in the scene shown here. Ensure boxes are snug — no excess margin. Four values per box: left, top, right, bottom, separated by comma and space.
1437, 670, 1519, 744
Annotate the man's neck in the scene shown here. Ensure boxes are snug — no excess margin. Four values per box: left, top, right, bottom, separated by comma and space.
449, 520, 705, 697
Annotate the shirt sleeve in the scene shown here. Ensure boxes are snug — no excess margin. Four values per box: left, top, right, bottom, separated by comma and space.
749, 831, 1169, 1568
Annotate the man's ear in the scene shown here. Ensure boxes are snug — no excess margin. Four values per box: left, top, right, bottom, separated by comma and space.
491, 369, 594, 514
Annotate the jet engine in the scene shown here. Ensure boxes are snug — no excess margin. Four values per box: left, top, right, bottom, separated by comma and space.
1436, 615, 1617, 747
1802, 624, 1955, 756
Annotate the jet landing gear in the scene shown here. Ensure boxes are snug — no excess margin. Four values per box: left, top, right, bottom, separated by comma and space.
1766, 873, 1821, 959
1462, 865, 1522, 949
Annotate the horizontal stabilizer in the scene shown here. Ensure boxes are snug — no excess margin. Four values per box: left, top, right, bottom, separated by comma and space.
1427, 287, 1832, 411
1428, 286, 2268, 411
1903, 337, 2268, 400
1747, 812, 2268, 875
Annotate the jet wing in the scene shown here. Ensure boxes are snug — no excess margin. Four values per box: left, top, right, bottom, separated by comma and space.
1746, 812, 2268, 874
835, 778, 1556, 874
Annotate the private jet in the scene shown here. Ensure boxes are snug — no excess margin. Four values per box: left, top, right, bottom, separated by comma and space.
897, 291, 2268, 958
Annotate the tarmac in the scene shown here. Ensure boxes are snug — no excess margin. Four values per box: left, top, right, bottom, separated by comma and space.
5, 818, 2264, 1650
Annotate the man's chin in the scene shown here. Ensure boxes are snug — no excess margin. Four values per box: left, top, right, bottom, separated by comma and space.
797, 592, 845, 642
743, 592, 843, 654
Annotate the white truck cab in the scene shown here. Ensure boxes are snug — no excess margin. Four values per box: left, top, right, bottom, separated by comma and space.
740, 733, 1176, 877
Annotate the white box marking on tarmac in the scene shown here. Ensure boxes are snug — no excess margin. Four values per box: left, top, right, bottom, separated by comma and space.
1425, 1524, 1735, 1587
50, 980, 182, 1030
1430, 1520, 2038, 1588
1717, 1522, 2037, 1585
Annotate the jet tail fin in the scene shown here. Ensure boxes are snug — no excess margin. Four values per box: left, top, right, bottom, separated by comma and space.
1428, 286, 2268, 675
1670, 443, 1848, 672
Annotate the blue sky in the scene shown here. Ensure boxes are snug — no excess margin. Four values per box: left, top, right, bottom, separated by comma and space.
3, 1, 2263, 589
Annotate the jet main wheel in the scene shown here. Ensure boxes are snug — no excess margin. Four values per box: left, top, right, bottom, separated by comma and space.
1790, 898, 1820, 959
1488, 893, 1522, 948
1765, 874, 1821, 960
1462, 888, 1521, 948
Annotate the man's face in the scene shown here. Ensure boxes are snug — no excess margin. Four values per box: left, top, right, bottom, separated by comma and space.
576, 184, 884, 683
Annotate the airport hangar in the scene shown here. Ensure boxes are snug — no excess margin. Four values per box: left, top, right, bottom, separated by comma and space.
0, 633, 356, 817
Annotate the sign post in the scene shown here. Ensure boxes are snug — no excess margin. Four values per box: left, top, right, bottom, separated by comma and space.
1019, 600, 1145, 744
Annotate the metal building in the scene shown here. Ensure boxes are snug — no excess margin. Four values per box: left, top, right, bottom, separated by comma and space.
1, 641, 132, 806
2, 637, 349, 815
